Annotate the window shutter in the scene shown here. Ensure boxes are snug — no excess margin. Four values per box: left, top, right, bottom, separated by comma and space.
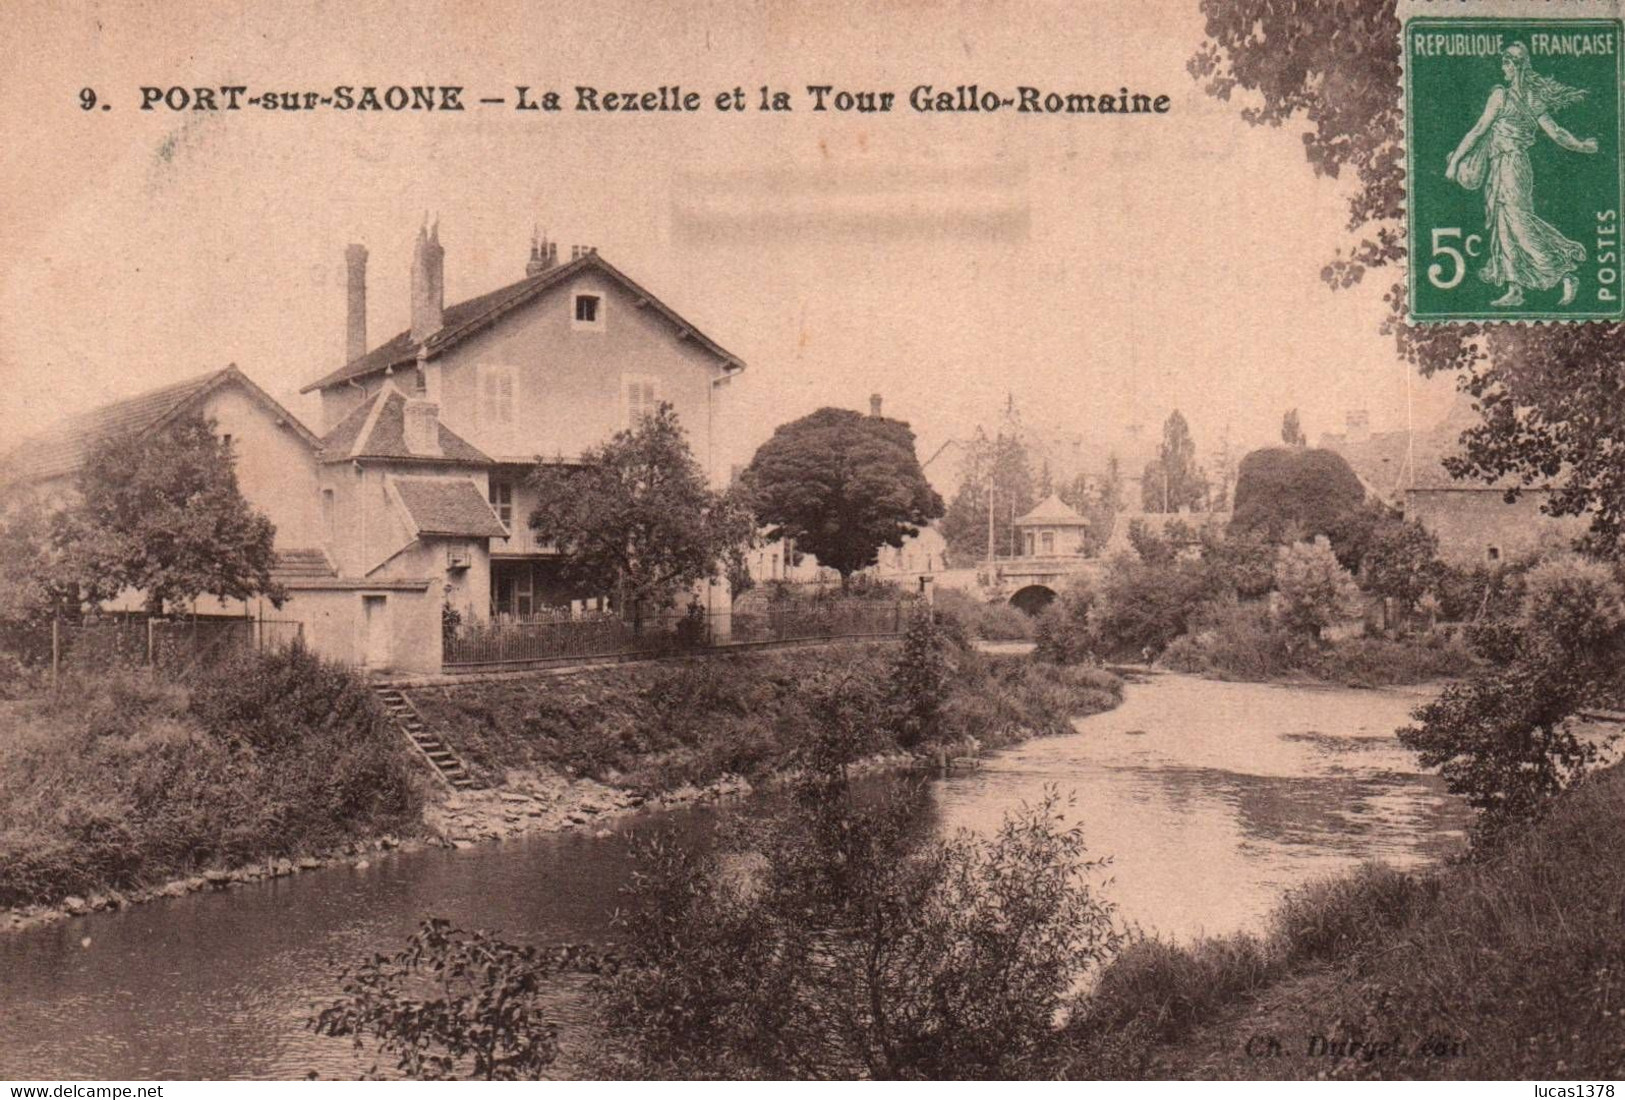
625, 377, 659, 428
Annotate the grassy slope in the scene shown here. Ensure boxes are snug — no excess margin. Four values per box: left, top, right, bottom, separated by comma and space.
1063, 764, 1625, 1080
0, 662, 424, 910
1, 640, 1121, 912
410, 642, 1123, 793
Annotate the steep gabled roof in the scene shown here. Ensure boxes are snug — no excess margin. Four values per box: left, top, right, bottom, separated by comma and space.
318, 385, 491, 466
1321, 395, 1536, 496
2, 365, 321, 485
1317, 429, 1415, 500
1014, 493, 1087, 526
300, 252, 746, 394
388, 476, 509, 538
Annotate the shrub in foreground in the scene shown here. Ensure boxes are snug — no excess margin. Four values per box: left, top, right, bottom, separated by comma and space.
1403, 554, 1625, 849
593, 769, 1123, 1079
312, 918, 603, 1080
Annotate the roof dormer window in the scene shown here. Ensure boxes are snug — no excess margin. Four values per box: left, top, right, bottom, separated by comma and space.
573, 293, 604, 331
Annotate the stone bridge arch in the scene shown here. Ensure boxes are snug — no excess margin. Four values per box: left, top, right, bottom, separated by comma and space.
1009, 584, 1057, 616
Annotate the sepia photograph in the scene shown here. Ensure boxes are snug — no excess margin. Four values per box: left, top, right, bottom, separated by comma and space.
1, 0, 1622, 1087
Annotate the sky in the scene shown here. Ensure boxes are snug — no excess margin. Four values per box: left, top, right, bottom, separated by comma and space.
0, 0, 1458, 487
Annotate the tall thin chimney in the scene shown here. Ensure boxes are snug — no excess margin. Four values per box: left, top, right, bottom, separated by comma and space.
344, 244, 368, 362
410, 219, 445, 344
869, 393, 883, 418
526, 226, 558, 276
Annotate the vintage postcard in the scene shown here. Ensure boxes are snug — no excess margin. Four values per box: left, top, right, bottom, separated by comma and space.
1, 0, 1621, 1088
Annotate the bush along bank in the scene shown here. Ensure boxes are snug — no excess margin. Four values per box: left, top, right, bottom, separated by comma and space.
407, 609, 1122, 815
0, 645, 425, 925
1031, 522, 1485, 688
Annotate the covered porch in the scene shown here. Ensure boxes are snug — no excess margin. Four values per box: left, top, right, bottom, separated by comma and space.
488, 557, 607, 620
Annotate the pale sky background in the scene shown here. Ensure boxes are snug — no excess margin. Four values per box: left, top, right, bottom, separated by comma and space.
0, 0, 1457, 487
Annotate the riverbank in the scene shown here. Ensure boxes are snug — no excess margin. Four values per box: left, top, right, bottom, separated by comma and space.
1160, 628, 1481, 689
0, 646, 424, 930
0, 638, 1124, 934
408, 640, 1123, 844
1061, 759, 1625, 1080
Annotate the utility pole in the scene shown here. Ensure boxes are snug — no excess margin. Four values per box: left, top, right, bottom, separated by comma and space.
986, 480, 995, 563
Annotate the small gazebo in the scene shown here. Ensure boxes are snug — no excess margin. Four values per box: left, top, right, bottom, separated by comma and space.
1013, 494, 1089, 557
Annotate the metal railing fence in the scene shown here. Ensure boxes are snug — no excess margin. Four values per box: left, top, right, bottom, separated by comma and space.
444, 600, 909, 667
5, 617, 304, 683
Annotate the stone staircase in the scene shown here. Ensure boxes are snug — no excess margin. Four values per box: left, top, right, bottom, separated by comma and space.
373, 685, 478, 791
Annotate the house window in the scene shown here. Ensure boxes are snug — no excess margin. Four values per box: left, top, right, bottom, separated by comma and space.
480, 366, 514, 426
322, 489, 335, 544
573, 293, 604, 330
623, 374, 660, 428
1025, 532, 1036, 556
489, 480, 513, 527
1041, 531, 1055, 555
221, 433, 233, 450
1487, 546, 1501, 563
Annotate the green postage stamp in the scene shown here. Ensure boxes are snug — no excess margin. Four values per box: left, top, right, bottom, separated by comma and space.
1403, 5, 1625, 322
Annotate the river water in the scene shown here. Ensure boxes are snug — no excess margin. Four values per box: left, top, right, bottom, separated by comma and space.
0, 673, 1467, 1080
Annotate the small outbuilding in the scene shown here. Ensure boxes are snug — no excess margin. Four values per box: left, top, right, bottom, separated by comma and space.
1013, 494, 1089, 557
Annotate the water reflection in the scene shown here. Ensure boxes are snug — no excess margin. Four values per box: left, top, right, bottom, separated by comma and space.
933, 674, 1465, 939
0, 673, 1466, 1080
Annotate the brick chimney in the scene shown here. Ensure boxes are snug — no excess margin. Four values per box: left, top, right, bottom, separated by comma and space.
410, 219, 444, 344
869, 393, 884, 418
344, 244, 368, 362
526, 227, 558, 276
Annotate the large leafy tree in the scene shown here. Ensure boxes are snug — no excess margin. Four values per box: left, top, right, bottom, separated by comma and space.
56, 414, 283, 615
1229, 446, 1366, 542
1325, 501, 1444, 607
1193, 0, 1625, 557
1140, 410, 1208, 514
743, 406, 943, 583
528, 403, 752, 617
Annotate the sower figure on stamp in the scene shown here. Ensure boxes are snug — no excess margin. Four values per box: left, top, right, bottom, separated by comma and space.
1445, 42, 1598, 308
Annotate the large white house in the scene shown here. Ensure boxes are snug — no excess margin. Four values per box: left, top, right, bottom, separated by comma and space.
2, 228, 746, 674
